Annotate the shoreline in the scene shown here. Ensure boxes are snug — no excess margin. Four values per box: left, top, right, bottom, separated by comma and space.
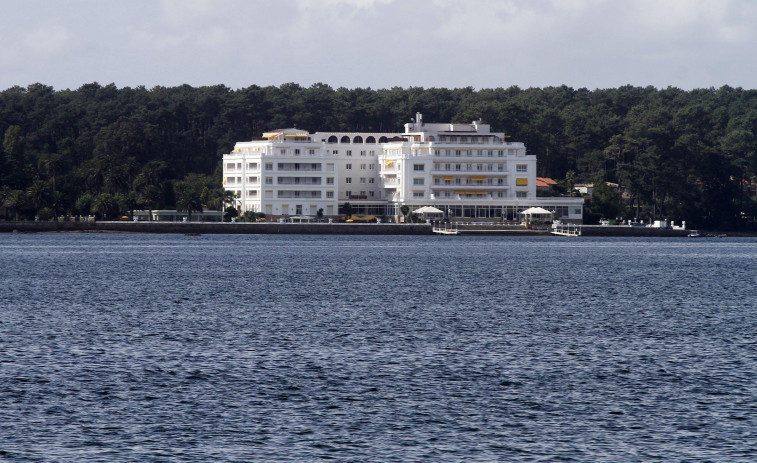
2, 220, 754, 236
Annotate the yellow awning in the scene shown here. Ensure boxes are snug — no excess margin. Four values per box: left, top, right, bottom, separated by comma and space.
470, 176, 487, 181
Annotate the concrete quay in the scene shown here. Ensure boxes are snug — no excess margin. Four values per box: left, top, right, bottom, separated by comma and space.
0, 220, 434, 235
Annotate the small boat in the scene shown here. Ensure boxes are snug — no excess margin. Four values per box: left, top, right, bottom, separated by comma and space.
687, 230, 700, 238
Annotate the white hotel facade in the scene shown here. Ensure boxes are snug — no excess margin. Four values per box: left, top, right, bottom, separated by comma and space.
222, 113, 583, 222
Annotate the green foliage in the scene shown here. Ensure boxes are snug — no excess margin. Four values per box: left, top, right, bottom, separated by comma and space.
1, 82, 757, 230
223, 206, 238, 222
341, 202, 353, 219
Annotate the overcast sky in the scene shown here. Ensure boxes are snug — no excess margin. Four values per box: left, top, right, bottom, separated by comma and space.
2, 0, 756, 92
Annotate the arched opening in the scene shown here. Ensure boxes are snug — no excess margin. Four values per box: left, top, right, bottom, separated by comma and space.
328, 135, 338, 144
428, 136, 435, 141
353, 135, 363, 144
366, 136, 376, 143
340, 136, 350, 143
378, 136, 388, 143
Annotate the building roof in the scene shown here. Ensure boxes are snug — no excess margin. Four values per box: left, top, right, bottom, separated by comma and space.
536, 177, 557, 188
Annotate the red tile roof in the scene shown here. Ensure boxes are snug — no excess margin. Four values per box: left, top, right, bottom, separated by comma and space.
536, 177, 557, 188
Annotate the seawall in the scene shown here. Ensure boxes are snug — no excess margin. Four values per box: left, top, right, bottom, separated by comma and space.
577, 225, 689, 237
0, 221, 434, 235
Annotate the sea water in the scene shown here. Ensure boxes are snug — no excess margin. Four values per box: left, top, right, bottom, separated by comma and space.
1, 234, 756, 462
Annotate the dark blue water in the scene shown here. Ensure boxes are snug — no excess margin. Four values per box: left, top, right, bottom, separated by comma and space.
1, 234, 756, 462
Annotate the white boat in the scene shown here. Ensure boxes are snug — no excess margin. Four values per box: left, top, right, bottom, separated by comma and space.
688, 230, 700, 238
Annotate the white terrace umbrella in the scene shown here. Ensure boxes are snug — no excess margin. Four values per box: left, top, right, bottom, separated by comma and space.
521, 207, 553, 216
413, 206, 444, 215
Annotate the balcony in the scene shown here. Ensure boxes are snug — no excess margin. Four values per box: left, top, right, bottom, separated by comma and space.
277, 178, 322, 185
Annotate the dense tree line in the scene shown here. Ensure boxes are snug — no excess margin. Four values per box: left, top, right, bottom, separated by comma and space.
1, 82, 757, 229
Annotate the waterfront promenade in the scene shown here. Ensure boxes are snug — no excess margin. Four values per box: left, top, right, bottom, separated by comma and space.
0, 220, 732, 237
0, 220, 435, 235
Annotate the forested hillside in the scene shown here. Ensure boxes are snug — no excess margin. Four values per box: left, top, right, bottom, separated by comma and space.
2, 82, 757, 230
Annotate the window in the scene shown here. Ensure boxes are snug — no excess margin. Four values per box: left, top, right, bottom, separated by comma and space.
360, 177, 366, 184
413, 191, 424, 198
264, 190, 273, 199
369, 191, 374, 197
369, 178, 375, 184
247, 176, 257, 183
247, 162, 258, 169
360, 151, 366, 156
370, 164, 376, 169
265, 177, 273, 185
345, 191, 351, 197
498, 150, 504, 157
516, 164, 527, 172
413, 164, 425, 171
327, 177, 334, 184
308, 149, 315, 155
226, 163, 235, 170
360, 191, 366, 196
360, 164, 366, 170
346, 150, 352, 156
247, 190, 257, 197
516, 191, 527, 198
413, 178, 424, 185
345, 177, 352, 184
326, 191, 334, 198
265, 163, 273, 170
346, 163, 352, 170
294, 149, 300, 155
332, 150, 339, 155
280, 149, 286, 155
226, 177, 235, 184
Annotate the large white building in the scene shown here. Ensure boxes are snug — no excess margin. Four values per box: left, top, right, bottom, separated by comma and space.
222, 114, 583, 222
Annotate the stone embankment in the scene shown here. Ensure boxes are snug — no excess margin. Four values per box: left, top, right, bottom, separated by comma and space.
576, 225, 689, 237
0, 221, 434, 235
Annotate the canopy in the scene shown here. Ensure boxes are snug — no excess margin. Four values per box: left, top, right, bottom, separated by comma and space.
521, 207, 553, 215
413, 206, 444, 214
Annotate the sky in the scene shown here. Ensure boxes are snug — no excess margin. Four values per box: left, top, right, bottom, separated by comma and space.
2, 0, 756, 92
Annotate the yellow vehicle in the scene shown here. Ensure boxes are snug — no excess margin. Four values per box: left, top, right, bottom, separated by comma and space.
346, 215, 377, 223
